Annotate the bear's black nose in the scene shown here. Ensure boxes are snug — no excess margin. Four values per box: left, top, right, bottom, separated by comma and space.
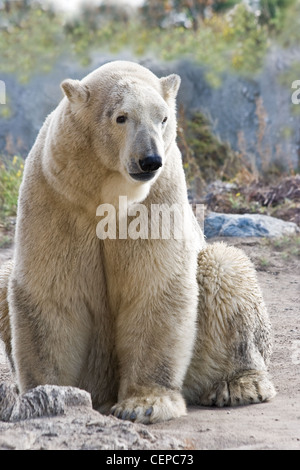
139, 156, 162, 173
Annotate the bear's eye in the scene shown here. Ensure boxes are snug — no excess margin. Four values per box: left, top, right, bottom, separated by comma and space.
162, 117, 168, 124
116, 115, 127, 124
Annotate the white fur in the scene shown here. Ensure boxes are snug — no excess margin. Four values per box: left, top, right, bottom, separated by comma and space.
0, 62, 275, 424
1, 61, 203, 422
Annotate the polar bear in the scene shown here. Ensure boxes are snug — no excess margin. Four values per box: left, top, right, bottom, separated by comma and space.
0, 61, 275, 424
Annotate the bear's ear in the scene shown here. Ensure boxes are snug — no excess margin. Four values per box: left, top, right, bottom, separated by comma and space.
61, 79, 90, 105
160, 74, 181, 100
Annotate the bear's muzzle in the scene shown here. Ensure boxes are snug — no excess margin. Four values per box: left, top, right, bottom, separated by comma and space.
129, 155, 162, 182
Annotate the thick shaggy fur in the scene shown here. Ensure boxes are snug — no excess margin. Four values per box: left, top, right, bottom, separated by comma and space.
183, 242, 275, 406
0, 61, 202, 424
0, 61, 275, 424
0, 243, 276, 421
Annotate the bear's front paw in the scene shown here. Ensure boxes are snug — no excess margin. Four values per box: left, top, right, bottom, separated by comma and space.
111, 388, 186, 424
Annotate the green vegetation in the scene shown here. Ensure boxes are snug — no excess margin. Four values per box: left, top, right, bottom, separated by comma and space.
0, 155, 24, 223
264, 234, 300, 260
0, 5, 64, 83
178, 90, 297, 194
177, 108, 242, 193
0, 0, 297, 84
60, 3, 270, 84
0, 154, 24, 245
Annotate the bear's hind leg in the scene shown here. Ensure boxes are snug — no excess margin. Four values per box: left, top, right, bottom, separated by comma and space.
198, 370, 276, 407
184, 242, 276, 407
227, 370, 275, 406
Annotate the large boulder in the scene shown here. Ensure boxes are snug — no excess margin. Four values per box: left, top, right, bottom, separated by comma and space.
204, 212, 299, 238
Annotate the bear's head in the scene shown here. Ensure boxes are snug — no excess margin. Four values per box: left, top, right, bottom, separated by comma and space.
60, 61, 180, 205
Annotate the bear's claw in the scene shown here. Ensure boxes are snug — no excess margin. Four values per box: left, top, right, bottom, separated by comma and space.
110, 390, 186, 424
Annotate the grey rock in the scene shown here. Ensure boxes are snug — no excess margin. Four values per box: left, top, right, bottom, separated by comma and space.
204, 212, 299, 238
0, 383, 92, 422
0, 380, 184, 449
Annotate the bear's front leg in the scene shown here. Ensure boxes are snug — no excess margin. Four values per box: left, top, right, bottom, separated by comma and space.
111, 273, 198, 424
8, 278, 92, 393
111, 385, 186, 424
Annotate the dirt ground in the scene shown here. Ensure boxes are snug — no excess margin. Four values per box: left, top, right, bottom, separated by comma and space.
0, 236, 299, 450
